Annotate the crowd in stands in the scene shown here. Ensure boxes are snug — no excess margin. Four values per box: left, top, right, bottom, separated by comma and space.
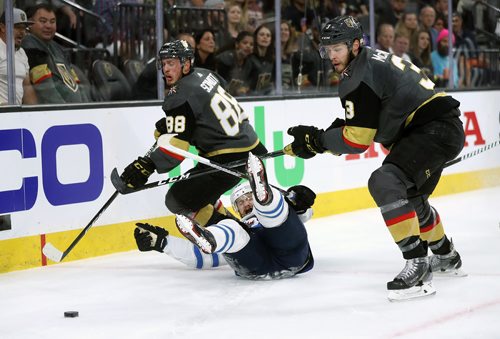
1, 0, 499, 105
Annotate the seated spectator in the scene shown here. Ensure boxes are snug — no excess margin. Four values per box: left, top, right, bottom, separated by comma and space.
280, 20, 299, 91
217, 2, 246, 53
431, 13, 446, 49
193, 28, 217, 71
395, 11, 418, 50
376, 0, 407, 27
132, 32, 195, 100
246, 0, 263, 32
418, 5, 437, 50
0, 8, 37, 105
247, 24, 274, 95
409, 29, 434, 81
431, 29, 458, 88
22, 4, 91, 103
282, 0, 316, 33
215, 31, 253, 96
392, 32, 411, 62
374, 23, 394, 52
452, 11, 480, 87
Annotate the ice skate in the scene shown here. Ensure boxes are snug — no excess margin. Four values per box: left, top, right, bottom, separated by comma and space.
387, 256, 436, 301
246, 152, 272, 205
430, 241, 467, 277
175, 215, 216, 254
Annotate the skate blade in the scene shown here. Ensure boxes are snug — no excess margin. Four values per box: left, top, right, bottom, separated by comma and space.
388, 282, 436, 302
175, 216, 213, 254
434, 267, 468, 277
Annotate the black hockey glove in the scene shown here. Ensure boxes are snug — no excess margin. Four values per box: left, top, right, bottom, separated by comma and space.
154, 117, 168, 140
120, 156, 155, 188
284, 125, 325, 159
134, 223, 168, 252
286, 185, 316, 214
326, 118, 346, 131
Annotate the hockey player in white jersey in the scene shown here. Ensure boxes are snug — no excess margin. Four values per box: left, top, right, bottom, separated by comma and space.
134, 153, 315, 279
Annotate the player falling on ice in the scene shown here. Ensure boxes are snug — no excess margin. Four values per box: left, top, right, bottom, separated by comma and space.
135, 153, 315, 280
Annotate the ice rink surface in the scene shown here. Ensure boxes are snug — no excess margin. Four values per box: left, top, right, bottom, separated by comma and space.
1, 186, 499, 339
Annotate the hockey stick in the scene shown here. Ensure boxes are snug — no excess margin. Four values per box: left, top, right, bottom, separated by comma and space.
443, 139, 499, 168
157, 135, 289, 194
42, 142, 158, 263
111, 149, 285, 194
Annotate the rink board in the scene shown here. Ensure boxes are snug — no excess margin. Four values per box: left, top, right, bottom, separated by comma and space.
1, 91, 499, 272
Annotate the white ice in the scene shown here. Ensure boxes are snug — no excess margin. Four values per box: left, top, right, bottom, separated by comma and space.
1, 187, 500, 339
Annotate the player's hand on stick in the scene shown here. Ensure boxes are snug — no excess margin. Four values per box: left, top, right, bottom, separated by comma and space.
134, 223, 168, 252
284, 125, 325, 159
120, 156, 155, 188
154, 117, 168, 140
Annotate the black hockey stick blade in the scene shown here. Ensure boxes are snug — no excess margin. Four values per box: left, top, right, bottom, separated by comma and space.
111, 167, 134, 194
42, 191, 119, 262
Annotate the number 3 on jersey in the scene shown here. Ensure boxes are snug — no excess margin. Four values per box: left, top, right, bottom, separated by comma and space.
210, 86, 249, 136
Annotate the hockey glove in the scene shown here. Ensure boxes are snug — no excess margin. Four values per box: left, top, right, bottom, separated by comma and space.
120, 156, 155, 188
284, 125, 325, 159
286, 185, 316, 214
134, 223, 168, 252
326, 118, 346, 131
154, 117, 168, 140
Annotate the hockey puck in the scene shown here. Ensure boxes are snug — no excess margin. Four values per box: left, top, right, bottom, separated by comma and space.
64, 311, 79, 318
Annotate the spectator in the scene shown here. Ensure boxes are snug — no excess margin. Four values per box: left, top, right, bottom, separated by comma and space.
217, 2, 246, 53
280, 20, 299, 91
392, 32, 411, 61
16, 0, 77, 39
22, 4, 91, 103
215, 30, 253, 96
293, 17, 330, 90
193, 28, 217, 71
452, 11, 479, 87
282, 0, 316, 33
395, 11, 418, 50
132, 33, 196, 100
246, 0, 263, 32
0, 8, 37, 105
377, 0, 408, 27
409, 29, 434, 80
419, 5, 437, 50
435, 0, 450, 19
431, 29, 458, 88
374, 23, 394, 52
247, 24, 274, 95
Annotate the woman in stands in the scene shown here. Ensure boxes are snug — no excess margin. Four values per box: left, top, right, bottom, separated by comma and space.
215, 31, 254, 96
193, 28, 217, 71
409, 29, 434, 81
247, 24, 274, 95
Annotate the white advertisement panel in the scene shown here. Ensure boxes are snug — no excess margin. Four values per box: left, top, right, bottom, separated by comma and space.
0, 91, 499, 240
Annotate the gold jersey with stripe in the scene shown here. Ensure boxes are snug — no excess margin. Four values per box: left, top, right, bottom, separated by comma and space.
323, 47, 459, 154
150, 68, 260, 173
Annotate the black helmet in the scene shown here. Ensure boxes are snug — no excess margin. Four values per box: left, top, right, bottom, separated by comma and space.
157, 40, 194, 69
320, 15, 364, 48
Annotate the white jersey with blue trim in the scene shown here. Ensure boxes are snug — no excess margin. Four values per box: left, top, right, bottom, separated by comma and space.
163, 236, 227, 269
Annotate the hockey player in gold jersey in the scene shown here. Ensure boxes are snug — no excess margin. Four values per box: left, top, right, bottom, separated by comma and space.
285, 16, 466, 301
117, 40, 267, 227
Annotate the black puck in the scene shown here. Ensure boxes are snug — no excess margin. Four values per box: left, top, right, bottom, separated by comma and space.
64, 311, 79, 318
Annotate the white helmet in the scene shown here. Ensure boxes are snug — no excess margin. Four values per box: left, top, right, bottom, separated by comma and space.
230, 182, 253, 217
